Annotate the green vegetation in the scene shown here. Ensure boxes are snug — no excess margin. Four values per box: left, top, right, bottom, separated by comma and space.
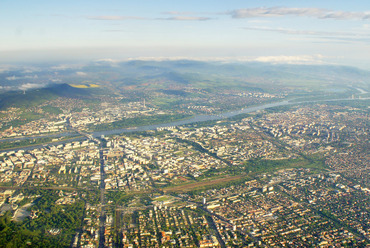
324, 99, 370, 110
243, 156, 327, 173
106, 191, 135, 205
0, 190, 84, 247
41, 106, 63, 115
0, 83, 93, 110
19, 111, 43, 122
0, 135, 82, 151
0, 90, 55, 110
0, 137, 55, 150
160, 154, 328, 193
0, 111, 44, 131
289, 92, 355, 103
89, 113, 192, 131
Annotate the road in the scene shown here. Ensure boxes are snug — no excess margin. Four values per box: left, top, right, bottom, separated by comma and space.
98, 148, 106, 248
177, 192, 265, 248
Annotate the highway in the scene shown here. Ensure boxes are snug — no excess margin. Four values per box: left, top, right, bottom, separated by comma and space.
98, 147, 106, 248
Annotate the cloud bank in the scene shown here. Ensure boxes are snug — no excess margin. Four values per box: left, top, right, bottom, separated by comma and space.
253, 55, 325, 64
243, 26, 370, 43
229, 7, 370, 20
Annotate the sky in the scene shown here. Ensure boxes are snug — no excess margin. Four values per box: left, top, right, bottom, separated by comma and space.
1, 0, 370, 68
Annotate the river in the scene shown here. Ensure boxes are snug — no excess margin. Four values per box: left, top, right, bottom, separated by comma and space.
1, 97, 369, 153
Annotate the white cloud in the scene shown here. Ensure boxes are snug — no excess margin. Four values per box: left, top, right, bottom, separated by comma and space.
76, 71, 87, 76
94, 58, 120, 63
51, 64, 84, 70
0, 86, 12, 90
229, 7, 370, 20
253, 55, 325, 64
103, 29, 127, 32
246, 19, 270, 24
0, 66, 13, 73
162, 11, 195, 15
88, 14, 212, 22
6, 75, 38, 80
158, 16, 211, 21
19, 83, 45, 91
87, 16, 147, 21
243, 26, 370, 43
244, 26, 353, 36
230, 7, 323, 18
6, 75, 17, 81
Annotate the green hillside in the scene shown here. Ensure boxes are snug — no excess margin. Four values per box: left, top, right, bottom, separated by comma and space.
0, 83, 93, 110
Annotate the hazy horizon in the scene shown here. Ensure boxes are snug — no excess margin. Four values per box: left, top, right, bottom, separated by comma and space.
1, 0, 370, 69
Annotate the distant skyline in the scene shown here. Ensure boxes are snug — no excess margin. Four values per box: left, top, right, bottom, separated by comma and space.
1, 0, 370, 68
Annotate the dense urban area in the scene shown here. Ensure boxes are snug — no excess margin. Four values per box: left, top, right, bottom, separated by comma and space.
0, 61, 369, 247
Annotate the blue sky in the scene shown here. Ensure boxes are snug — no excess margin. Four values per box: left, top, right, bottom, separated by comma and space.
1, 0, 370, 68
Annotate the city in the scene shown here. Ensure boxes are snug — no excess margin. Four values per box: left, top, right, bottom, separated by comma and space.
2, 0, 370, 247
0, 94, 369, 247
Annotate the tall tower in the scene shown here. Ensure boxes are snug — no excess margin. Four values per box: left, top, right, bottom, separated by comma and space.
143, 98, 146, 108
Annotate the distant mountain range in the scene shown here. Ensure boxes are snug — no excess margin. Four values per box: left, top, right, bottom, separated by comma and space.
0, 60, 369, 109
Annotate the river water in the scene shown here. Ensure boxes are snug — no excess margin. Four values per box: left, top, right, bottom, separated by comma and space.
92, 100, 291, 137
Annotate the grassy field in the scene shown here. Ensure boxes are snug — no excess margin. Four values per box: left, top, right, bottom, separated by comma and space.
160, 156, 328, 193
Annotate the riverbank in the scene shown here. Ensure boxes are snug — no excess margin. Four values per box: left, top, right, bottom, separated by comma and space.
1, 97, 369, 153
